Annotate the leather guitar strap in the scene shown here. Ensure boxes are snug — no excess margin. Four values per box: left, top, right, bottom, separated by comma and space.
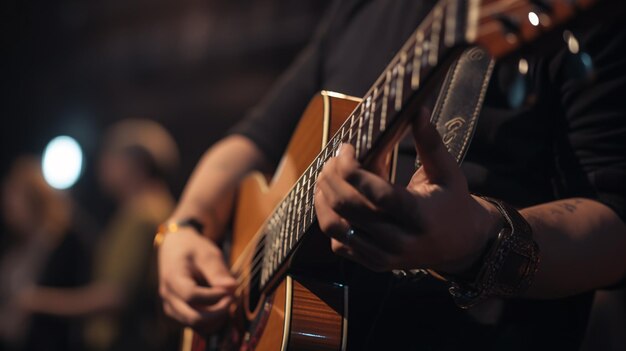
395, 47, 494, 281
415, 46, 495, 169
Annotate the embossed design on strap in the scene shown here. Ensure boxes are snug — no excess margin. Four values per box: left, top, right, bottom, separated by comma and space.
415, 46, 494, 169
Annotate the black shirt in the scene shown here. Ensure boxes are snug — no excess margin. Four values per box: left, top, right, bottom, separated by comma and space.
231, 0, 626, 349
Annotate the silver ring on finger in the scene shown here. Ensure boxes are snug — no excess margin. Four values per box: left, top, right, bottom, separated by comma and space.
345, 227, 356, 242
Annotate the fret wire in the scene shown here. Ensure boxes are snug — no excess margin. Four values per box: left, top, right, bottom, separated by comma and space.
403, 49, 416, 108
421, 40, 430, 83
300, 187, 307, 238
429, 5, 443, 67
266, 206, 275, 277
309, 166, 317, 226
295, 181, 302, 245
466, 0, 479, 42
303, 181, 316, 219
381, 70, 392, 131
347, 114, 354, 147
287, 183, 300, 258
286, 196, 293, 257
395, 53, 406, 112
355, 105, 364, 158
303, 174, 311, 232
412, 30, 424, 89
287, 192, 296, 255
279, 197, 290, 269
298, 179, 305, 236
270, 201, 285, 279
278, 200, 286, 255
445, 0, 457, 47
299, 173, 308, 247
296, 182, 303, 248
367, 93, 375, 149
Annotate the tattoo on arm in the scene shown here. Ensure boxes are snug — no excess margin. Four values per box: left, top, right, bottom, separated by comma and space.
550, 199, 584, 216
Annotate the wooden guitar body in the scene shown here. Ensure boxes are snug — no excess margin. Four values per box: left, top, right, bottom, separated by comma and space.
229, 91, 360, 351
185, 91, 391, 351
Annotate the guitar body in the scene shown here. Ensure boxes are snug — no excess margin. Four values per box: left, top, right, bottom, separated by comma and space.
184, 91, 394, 351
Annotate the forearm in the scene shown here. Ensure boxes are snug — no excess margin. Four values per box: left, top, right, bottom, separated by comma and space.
171, 135, 269, 241
521, 198, 626, 298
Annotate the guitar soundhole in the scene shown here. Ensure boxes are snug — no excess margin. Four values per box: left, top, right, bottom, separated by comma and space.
246, 237, 265, 313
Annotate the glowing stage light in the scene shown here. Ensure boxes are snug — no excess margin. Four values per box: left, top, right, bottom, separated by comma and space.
42, 136, 83, 189
528, 12, 540, 27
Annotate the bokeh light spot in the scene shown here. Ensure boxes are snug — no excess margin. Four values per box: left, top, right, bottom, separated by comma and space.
528, 12, 540, 27
42, 136, 83, 189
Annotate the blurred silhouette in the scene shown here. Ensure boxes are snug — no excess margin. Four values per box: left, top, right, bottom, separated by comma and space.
12, 119, 180, 351
0, 156, 88, 351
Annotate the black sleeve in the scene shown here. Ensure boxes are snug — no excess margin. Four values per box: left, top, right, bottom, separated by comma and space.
550, 19, 626, 223
228, 1, 347, 167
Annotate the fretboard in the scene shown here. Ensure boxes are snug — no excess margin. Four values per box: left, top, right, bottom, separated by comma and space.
259, 0, 471, 288
259, 0, 614, 288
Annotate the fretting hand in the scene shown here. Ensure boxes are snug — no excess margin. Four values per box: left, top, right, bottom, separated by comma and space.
314, 115, 502, 274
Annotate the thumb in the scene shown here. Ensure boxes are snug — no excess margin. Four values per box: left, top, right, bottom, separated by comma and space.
412, 109, 458, 184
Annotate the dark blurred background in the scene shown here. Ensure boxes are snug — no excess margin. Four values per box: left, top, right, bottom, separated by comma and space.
0, 2, 332, 349
1, 0, 331, 229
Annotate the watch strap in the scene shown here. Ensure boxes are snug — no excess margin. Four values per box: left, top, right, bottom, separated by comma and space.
448, 197, 540, 308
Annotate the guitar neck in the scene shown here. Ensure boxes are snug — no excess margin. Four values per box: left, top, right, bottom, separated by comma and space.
259, 0, 619, 289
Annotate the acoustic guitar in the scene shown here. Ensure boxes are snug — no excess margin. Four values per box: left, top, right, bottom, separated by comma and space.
182, 0, 623, 350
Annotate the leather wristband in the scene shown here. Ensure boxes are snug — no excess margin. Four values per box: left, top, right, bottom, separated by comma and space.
437, 197, 540, 308
153, 218, 204, 248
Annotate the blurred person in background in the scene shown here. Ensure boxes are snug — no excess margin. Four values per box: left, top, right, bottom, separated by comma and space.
0, 156, 89, 351
17, 119, 180, 351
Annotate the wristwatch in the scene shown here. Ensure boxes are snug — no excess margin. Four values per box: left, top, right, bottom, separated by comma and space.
432, 197, 540, 308
153, 218, 205, 248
